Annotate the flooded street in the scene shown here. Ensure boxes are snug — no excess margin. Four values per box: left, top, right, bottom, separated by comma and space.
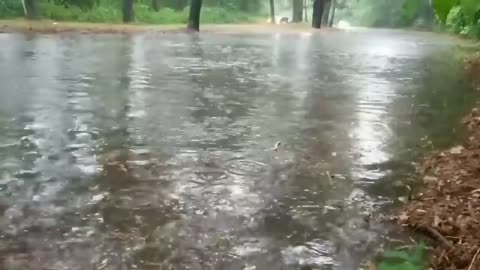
0, 29, 477, 269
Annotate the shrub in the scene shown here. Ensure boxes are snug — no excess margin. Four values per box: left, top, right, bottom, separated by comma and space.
40, 1, 83, 21
135, 5, 186, 24
446, 6, 467, 34
1, 0, 261, 24
0, 0, 24, 18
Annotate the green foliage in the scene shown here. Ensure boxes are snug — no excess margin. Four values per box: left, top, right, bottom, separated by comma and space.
442, 2, 480, 38
77, 6, 121, 23
135, 5, 186, 24
0, 0, 262, 24
0, 0, 24, 18
201, 7, 258, 23
378, 243, 427, 270
335, 0, 480, 30
402, 0, 422, 24
40, 1, 121, 22
446, 5, 466, 33
52, 0, 97, 10
432, 0, 458, 23
459, 0, 480, 23
138, 5, 258, 24
335, 0, 436, 28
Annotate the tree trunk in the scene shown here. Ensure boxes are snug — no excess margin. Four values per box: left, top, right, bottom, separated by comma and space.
122, 0, 134, 23
187, 0, 203, 31
151, 0, 159, 11
21, 0, 27, 16
328, 0, 336, 26
24, 0, 39, 19
175, 0, 186, 11
240, 0, 249, 12
420, 0, 435, 26
304, 0, 308, 22
312, 0, 325, 29
321, 0, 331, 26
292, 0, 303, 22
269, 0, 275, 24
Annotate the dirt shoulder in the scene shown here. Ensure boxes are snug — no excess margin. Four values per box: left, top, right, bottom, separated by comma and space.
398, 55, 480, 269
0, 19, 329, 34
0, 19, 185, 34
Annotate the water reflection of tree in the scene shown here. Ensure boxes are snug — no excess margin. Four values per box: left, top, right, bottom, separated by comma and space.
0, 35, 91, 269
185, 35, 258, 151
87, 35, 184, 269
257, 34, 367, 269
0, 35, 44, 270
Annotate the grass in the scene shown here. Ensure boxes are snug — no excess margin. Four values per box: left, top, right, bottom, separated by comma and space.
0, 3, 268, 33
1, 1, 265, 25
377, 243, 428, 270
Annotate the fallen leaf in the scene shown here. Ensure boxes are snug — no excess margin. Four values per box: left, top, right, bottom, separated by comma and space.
398, 196, 408, 204
433, 215, 441, 227
449, 145, 464, 154
423, 176, 438, 183
92, 194, 105, 202
393, 180, 405, 187
366, 261, 376, 270
398, 212, 409, 222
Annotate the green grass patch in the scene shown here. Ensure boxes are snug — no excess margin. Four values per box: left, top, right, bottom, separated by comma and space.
378, 243, 428, 270
1, 0, 262, 25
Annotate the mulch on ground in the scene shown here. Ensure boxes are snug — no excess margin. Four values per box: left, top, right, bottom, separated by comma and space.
465, 53, 480, 85
398, 105, 480, 269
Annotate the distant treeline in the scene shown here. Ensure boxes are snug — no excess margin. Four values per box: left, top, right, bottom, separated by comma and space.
0, 0, 266, 24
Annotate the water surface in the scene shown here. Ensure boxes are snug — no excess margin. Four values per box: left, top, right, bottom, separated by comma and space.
0, 29, 476, 269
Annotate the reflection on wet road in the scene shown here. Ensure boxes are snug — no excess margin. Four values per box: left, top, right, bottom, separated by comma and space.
0, 30, 476, 269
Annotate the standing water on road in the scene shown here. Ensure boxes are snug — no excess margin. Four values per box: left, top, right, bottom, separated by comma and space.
0, 30, 476, 269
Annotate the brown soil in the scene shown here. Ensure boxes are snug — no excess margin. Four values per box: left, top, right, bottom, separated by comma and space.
0, 20, 185, 34
465, 53, 480, 85
398, 101, 480, 269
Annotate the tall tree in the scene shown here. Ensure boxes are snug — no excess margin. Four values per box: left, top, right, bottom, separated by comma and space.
328, 0, 336, 26
240, 0, 249, 12
304, 0, 308, 22
321, 0, 331, 26
151, 0, 159, 11
24, 0, 39, 19
176, 0, 186, 11
312, 0, 325, 28
269, 0, 276, 24
122, 0, 134, 23
292, 0, 303, 22
188, 0, 203, 31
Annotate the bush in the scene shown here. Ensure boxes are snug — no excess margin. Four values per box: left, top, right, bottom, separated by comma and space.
53, 0, 97, 10
40, 1, 83, 21
0, 0, 261, 24
77, 6, 121, 23
446, 6, 466, 34
202, 7, 257, 23
135, 5, 187, 24
377, 243, 427, 270
0, 0, 24, 18
461, 21, 480, 38
444, 4, 480, 39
